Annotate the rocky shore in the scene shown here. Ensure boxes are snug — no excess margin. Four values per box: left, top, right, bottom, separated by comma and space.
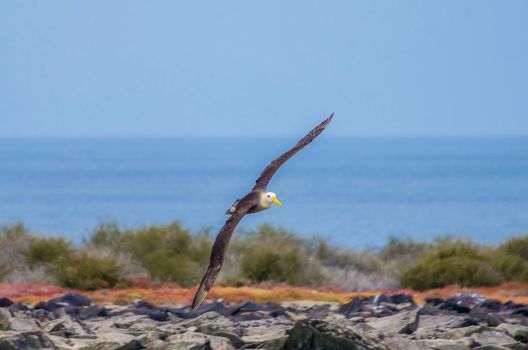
2, 292, 528, 349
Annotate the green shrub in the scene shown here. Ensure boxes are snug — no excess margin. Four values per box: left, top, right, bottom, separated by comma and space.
490, 252, 528, 282
90, 222, 212, 286
401, 256, 503, 290
54, 254, 125, 290
380, 236, 431, 261
25, 237, 73, 268
400, 241, 504, 290
237, 225, 324, 285
89, 222, 123, 249
500, 236, 528, 261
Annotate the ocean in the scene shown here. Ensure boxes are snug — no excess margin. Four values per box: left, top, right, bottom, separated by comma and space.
0, 137, 527, 248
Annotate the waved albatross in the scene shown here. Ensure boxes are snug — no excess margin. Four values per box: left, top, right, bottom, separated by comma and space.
191, 113, 334, 312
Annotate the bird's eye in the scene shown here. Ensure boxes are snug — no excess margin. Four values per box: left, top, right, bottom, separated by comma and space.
267, 195, 270, 198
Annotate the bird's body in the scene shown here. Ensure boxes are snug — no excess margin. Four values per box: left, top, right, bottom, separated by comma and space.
191, 113, 334, 313
226, 191, 280, 215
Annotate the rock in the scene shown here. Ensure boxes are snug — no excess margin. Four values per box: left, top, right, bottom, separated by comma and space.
486, 313, 504, 327
470, 330, 519, 348
4, 294, 528, 350
285, 319, 390, 350
338, 298, 366, 315
420, 338, 471, 350
196, 327, 244, 349
51, 293, 91, 307
390, 294, 414, 304
43, 315, 95, 338
263, 303, 289, 318
209, 335, 236, 350
193, 301, 226, 317
225, 301, 262, 316
78, 304, 109, 320
438, 325, 491, 340
0, 307, 41, 332
165, 331, 212, 349
414, 315, 476, 339
166, 306, 190, 319
0, 298, 14, 308
304, 304, 331, 319
0, 308, 11, 331
89, 337, 142, 350
367, 309, 420, 335
441, 294, 486, 313
481, 299, 503, 312
0, 331, 55, 350
426, 297, 445, 306
379, 337, 429, 350
497, 323, 528, 342
241, 326, 289, 349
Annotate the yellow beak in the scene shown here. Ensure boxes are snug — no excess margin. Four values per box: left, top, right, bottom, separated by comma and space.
272, 196, 283, 207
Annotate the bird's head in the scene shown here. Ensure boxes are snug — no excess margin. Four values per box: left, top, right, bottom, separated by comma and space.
264, 192, 282, 207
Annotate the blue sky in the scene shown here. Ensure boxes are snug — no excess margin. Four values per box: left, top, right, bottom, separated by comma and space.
1, 1, 527, 137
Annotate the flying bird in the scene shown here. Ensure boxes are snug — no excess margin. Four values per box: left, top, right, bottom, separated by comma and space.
190, 113, 334, 313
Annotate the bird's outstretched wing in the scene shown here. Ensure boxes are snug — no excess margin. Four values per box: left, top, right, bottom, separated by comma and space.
252, 113, 334, 191
190, 193, 257, 313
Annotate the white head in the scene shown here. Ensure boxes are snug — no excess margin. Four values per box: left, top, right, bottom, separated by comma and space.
262, 191, 282, 208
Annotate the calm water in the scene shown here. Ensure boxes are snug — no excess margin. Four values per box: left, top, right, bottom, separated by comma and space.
0, 137, 527, 248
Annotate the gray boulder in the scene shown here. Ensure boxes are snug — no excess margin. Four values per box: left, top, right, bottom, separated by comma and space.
285, 319, 390, 350
0, 331, 55, 350
367, 309, 420, 335
470, 330, 519, 348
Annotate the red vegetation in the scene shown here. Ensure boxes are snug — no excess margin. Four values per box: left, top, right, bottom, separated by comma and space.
2, 282, 528, 306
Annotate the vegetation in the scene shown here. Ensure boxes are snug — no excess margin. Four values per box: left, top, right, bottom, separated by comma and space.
54, 253, 125, 290
0, 222, 527, 291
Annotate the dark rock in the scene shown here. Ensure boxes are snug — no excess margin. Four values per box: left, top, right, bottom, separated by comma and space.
389, 294, 414, 304
145, 310, 170, 322
502, 301, 528, 316
64, 304, 79, 315
78, 305, 109, 320
50, 293, 91, 307
481, 299, 503, 312
373, 294, 391, 303
8, 303, 29, 313
193, 300, 226, 316
165, 306, 189, 319
265, 304, 289, 318
285, 319, 386, 350
133, 299, 156, 310
441, 294, 486, 313
33, 301, 48, 311
338, 298, 366, 315
425, 297, 445, 306
0, 298, 14, 308
304, 304, 331, 319
505, 301, 525, 310
371, 303, 400, 317
224, 300, 262, 316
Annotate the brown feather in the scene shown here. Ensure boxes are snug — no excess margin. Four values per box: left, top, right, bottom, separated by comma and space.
252, 113, 334, 191
190, 192, 258, 313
